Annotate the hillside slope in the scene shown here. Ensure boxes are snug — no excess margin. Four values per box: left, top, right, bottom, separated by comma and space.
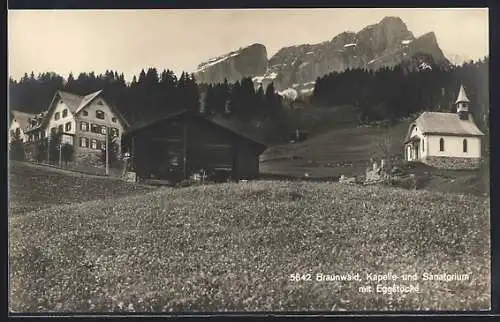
259, 121, 489, 196
10, 178, 489, 311
261, 121, 410, 176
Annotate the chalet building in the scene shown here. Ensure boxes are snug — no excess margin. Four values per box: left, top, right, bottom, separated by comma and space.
122, 110, 268, 181
12, 89, 129, 167
403, 84, 485, 169
9, 110, 34, 145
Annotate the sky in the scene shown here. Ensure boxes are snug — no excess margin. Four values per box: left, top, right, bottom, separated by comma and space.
8, 8, 489, 82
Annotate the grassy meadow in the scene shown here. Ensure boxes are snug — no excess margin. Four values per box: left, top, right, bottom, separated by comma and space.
9, 162, 490, 312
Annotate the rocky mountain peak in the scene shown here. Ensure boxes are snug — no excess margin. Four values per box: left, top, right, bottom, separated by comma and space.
194, 16, 450, 96
195, 43, 267, 84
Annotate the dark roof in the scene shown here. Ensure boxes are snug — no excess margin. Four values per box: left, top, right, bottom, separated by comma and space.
57, 90, 85, 113
126, 110, 267, 151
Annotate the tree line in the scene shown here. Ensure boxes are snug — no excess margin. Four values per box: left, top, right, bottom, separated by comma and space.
8, 69, 201, 125
8, 69, 284, 125
9, 57, 489, 147
9, 69, 287, 143
312, 57, 489, 131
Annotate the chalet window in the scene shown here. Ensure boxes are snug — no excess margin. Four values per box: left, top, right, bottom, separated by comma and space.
62, 109, 68, 118
463, 139, 468, 153
111, 128, 119, 137
96, 110, 105, 120
112, 117, 117, 123
101, 126, 107, 135
80, 137, 89, 148
83, 110, 89, 116
58, 124, 63, 133
91, 123, 101, 133
65, 122, 72, 131
54, 112, 60, 120
80, 121, 89, 131
91, 139, 97, 149
96, 141, 102, 150
101, 141, 106, 150
439, 138, 445, 152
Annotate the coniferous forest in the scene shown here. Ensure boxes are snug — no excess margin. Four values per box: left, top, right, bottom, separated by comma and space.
312, 58, 489, 131
8, 57, 489, 146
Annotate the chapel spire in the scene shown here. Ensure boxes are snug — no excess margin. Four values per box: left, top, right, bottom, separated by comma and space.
455, 84, 470, 120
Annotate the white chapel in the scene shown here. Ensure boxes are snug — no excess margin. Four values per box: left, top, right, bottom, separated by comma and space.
403, 84, 485, 169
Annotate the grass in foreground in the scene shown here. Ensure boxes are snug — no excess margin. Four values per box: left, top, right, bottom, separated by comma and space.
9, 180, 490, 312
8, 161, 156, 216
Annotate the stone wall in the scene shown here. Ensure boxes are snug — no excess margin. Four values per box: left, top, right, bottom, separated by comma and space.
423, 156, 481, 170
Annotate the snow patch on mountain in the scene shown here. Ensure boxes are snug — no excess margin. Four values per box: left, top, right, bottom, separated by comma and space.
444, 51, 473, 66
197, 51, 241, 72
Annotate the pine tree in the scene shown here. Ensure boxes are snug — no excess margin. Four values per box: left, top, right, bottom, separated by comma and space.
9, 128, 25, 161
66, 72, 75, 90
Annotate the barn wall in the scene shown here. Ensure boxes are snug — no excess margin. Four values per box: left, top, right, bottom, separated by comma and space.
186, 118, 235, 173
236, 143, 260, 179
131, 118, 186, 179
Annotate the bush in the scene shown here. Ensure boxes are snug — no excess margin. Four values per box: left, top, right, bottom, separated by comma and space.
61, 143, 74, 165
35, 139, 48, 162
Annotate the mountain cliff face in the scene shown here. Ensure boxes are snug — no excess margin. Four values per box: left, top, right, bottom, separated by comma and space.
194, 17, 450, 94
195, 43, 268, 84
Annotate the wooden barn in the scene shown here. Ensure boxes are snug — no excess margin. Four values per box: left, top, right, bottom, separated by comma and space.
122, 110, 268, 182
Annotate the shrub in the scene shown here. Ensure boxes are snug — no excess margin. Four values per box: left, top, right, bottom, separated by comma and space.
61, 143, 74, 165
35, 139, 48, 162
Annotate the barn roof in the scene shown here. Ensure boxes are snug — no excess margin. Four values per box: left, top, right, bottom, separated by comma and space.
126, 110, 268, 151
404, 111, 484, 143
10, 110, 35, 129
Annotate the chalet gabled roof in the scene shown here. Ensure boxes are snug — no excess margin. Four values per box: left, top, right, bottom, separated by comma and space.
404, 111, 484, 143
41, 89, 130, 129
125, 110, 267, 152
57, 90, 85, 113
74, 90, 103, 115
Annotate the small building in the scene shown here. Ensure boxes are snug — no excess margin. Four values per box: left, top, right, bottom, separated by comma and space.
403, 84, 485, 169
121, 110, 268, 182
9, 110, 34, 145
